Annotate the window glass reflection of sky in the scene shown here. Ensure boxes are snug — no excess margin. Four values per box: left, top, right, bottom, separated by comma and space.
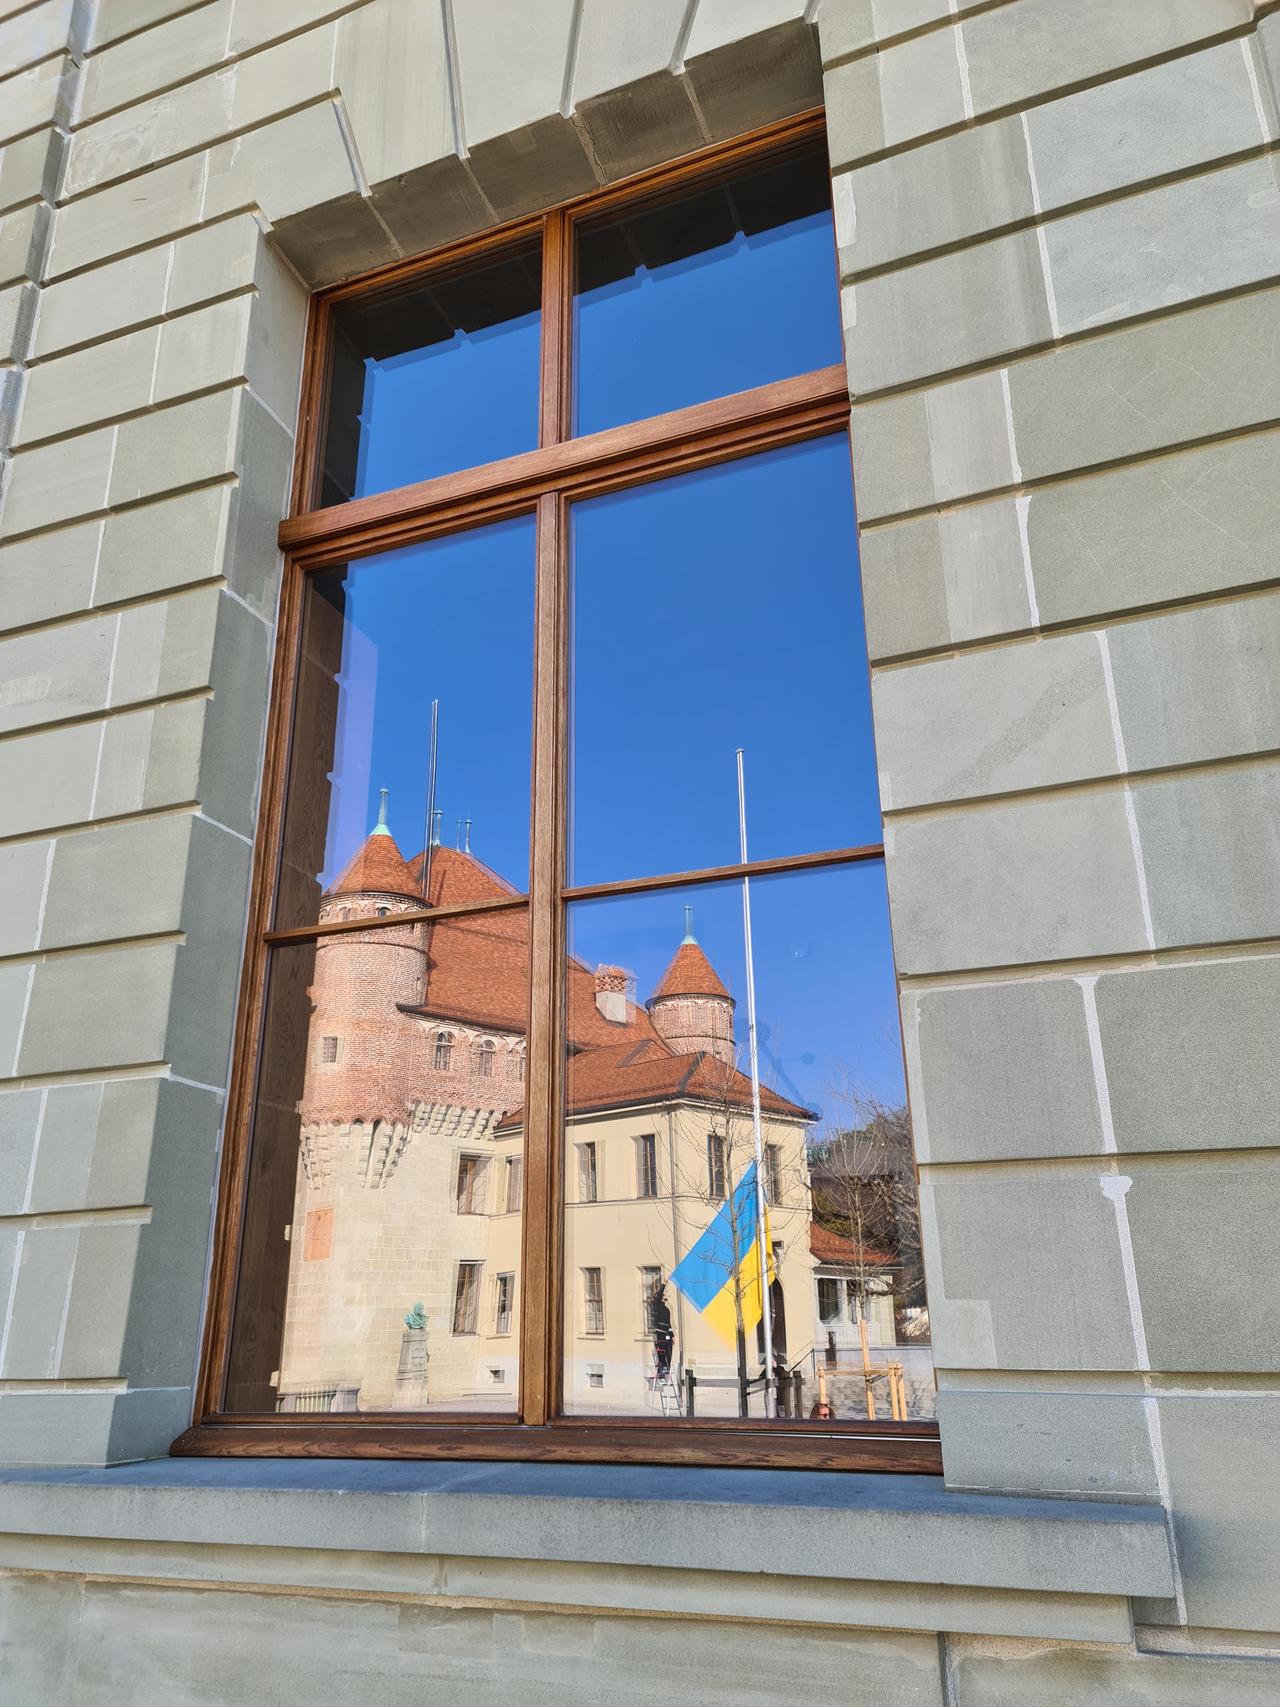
574, 169, 841, 435
568, 865, 907, 1125
570, 436, 882, 887
311, 517, 535, 894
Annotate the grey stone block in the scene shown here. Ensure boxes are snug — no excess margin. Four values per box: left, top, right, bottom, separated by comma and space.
0, 1085, 40, 1210
816, 0, 964, 65
334, 0, 452, 186
453, 0, 575, 147
685, 20, 822, 142
1028, 40, 1268, 214
885, 784, 1149, 975
166, 213, 261, 318
0, 838, 49, 956
845, 230, 1051, 395
684, 0, 807, 61
165, 814, 253, 1087
0, 128, 59, 218
921, 1166, 1140, 1370
872, 629, 1118, 809
0, 515, 100, 632
939, 1384, 1159, 1498
31, 241, 170, 360
576, 72, 705, 182
839, 118, 1032, 278
0, 199, 50, 289
39, 814, 195, 950
1134, 761, 1280, 949
56, 1221, 146, 1380
224, 393, 292, 617
952, 1635, 1280, 1705
95, 485, 233, 608
0, 1383, 193, 1467
0, 720, 99, 838
0, 423, 114, 539
1048, 158, 1280, 341
859, 497, 1033, 660
1096, 956, 1280, 1155
108, 387, 240, 510
0, 0, 75, 75
16, 942, 178, 1076
850, 367, 1015, 522
0, 57, 72, 149
1110, 592, 1280, 775
1030, 430, 1280, 628
0, 1224, 78, 1379
467, 116, 598, 225
0, 961, 30, 1076
109, 585, 222, 711
908, 976, 1103, 1164
825, 25, 966, 169
47, 152, 206, 282
1128, 1155, 1280, 1371
572, 0, 688, 104
1009, 286, 1280, 489
961, 0, 1252, 117
18, 320, 159, 447
0, 608, 116, 734
79, 0, 232, 122
153, 295, 253, 408
202, 103, 360, 230
199, 585, 271, 838
1156, 1392, 1280, 1633
93, 699, 208, 824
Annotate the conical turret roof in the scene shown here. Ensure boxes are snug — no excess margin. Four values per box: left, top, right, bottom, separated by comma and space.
327, 816, 418, 900
649, 939, 733, 1004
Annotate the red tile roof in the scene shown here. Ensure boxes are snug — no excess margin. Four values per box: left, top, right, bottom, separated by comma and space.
328, 830, 419, 899
650, 941, 733, 1003
809, 1221, 896, 1269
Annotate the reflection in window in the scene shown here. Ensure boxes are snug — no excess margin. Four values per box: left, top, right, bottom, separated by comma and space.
560, 868, 931, 1422
453, 1263, 481, 1335
570, 439, 878, 885
636, 1134, 658, 1200
707, 1132, 727, 1201
505, 1157, 523, 1214
476, 1039, 496, 1079
323, 240, 541, 503
575, 145, 839, 435
583, 1268, 605, 1336
434, 1031, 454, 1071
456, 1156, 484, 1215
320, 1035, 339, 1064
494, 1273, 514, 1336
577, 1142, 598, 1203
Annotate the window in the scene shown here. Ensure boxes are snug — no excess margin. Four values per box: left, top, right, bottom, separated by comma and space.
456, 1156, 484, 1215
640, 1267, 664, 1334
817, 1277, 840, 1323
452, 1263, 481, 1335
505, 1157, 523, 1214
582, 1268, 605, 1336
577, 1141, 598, 1203
319, 1035, 338, 1064
494, 1273, 514, 1336
195, 117, 934, 1474
635, 1134, 658, 1200
706, 1132, 727, 1200
764, 1144, 783, 1207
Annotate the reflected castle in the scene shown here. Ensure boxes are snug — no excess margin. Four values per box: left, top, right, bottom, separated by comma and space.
272, 809, 931, 1419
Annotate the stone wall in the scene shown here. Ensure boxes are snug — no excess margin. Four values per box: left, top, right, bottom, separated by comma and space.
0, 0, 1276, 1700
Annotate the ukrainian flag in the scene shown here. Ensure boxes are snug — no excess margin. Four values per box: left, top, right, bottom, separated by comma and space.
669, 1161, 776, 1347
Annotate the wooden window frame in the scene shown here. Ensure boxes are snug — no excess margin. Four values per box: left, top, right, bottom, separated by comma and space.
174, 109, 941, 1474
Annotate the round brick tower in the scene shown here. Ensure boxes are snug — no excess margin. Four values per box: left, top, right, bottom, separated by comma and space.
645, 910, 736, 1065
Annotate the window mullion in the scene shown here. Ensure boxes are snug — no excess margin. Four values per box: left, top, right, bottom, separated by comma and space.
520, 489, 567, 1425
539, 207, 572, 449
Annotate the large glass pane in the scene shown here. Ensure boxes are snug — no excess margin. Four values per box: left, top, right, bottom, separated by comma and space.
277, 518, 535, 930
569, 437, 879, 886
225, 907, 529, 1415
558, 865, 931, 1422
321, 240, 541, 503
574, 146, 840, 436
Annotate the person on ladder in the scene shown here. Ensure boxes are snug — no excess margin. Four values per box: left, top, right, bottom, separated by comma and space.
650, 1281, 675, 1381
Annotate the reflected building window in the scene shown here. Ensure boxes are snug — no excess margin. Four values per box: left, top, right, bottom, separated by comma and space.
636, 1134, 658, 1199
456, 1156, 484, 1215
434, 1030, 454, 1071
476, 1039, 496, 1079
505, 1157, 523, 1214
640, 1267, 664, 1333
577, 1142, 598, 1203
707, 1132, 727, 1201
319, 1035, 339, 1064
494, 1273, 514, 1336
452, 1263, 481, 1335
764, 1143, 783, 1206
583, 1268, 605, 1336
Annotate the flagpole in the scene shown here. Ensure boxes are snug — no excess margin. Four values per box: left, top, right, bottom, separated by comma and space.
737, 748, 775, 1419
420, 698, 439, 904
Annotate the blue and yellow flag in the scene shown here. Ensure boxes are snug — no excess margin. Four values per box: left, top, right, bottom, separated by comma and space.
669, 1161, 776, 1347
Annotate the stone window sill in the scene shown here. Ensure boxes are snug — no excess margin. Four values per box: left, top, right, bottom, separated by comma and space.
0, 1460, 1175, 1645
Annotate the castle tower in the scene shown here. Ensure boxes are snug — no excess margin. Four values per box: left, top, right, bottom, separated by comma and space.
305, 791, 427, 1129
646, 909, 736, 1065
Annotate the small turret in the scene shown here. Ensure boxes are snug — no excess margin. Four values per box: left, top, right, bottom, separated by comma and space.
646, 908, 736, 1065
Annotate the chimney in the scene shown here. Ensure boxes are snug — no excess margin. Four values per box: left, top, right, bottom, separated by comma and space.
594, 965, 629, 1025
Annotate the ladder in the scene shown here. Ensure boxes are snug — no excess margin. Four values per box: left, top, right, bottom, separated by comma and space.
647, 1354, 682, 1417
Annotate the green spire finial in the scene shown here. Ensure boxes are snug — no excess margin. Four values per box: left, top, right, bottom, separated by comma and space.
372, 787, 391, 836
682, 905, 696, 945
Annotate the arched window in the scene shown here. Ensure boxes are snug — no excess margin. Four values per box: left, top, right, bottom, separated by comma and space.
510, 1049, 525, 1082
476, 1039, 496, 1078
375, 904, 391, 917
433, 1031, 454, 1071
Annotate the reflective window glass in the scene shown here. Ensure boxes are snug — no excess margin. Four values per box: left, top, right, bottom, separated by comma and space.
277, 518, 535, 929
574, 146, 840, 436
569, 436, 879, 886
559, 865, 930, 1422
225, 905, 529, 1415
321, 240, 541, 503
